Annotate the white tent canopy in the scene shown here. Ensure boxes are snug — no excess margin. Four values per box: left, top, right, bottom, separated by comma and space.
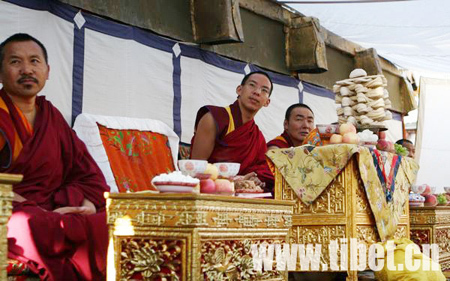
286, 0, 450, 75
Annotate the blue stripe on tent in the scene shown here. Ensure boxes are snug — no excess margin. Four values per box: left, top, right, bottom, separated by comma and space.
172, 51, 182, 138
303, 82, 334, 100
71, 24, 85, 125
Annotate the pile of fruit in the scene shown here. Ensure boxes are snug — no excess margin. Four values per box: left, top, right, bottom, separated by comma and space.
333, 68, 392, 127
199, 164, 235, 195
329, 123, 359, 144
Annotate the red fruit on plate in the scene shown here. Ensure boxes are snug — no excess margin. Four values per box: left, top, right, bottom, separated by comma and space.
200, 179, 216, 194
376, 139, 390, 151
424, 194, 437, 207
215, 179, 234, 194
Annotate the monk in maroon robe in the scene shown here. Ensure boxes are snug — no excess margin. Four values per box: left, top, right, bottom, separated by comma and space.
0, 33, 108, 280
267, 103, 315, 150
191, 71, 274, 191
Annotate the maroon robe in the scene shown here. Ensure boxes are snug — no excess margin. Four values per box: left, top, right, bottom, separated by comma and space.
267, 131, 295, 149
191, 100, 274, 191
0, 89, 109, 281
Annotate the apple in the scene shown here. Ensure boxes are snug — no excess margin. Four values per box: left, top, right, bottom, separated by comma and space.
204, 163, 219, 180
215, 179, 234, 194
330, 134, 343, 144
376, 139, 390, 151
200, 179, 216, 194
339, 123, 357, 135
424, 194, 437, 207
342, 132, 359, 144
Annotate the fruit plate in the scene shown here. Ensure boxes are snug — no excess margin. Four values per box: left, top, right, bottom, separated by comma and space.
153, 182, 196, 193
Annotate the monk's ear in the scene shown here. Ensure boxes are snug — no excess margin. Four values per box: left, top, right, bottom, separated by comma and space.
283, 119, 288, 130
46, 64, 50, 80
236, 85, 243, 97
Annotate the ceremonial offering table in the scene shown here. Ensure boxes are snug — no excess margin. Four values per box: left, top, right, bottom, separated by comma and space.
0, 173, 21, 281
410, 206, 450, 273
105, 192, 295, 281
271, 149, 412, 281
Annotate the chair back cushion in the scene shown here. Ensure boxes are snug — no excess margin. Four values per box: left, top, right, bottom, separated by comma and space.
73, 113, 179, 192
98, 125, 175, 192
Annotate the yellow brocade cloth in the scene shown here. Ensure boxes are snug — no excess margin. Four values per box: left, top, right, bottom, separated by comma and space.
266, 144, 419, 240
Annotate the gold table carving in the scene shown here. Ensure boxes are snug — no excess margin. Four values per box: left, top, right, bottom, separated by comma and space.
274, 156, 410, 281
410, 206, 450, 273
105, 192, 295, 281
0, 173, 21, 281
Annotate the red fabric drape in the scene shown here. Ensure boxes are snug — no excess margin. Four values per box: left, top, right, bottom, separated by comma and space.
0, 89, 109, 281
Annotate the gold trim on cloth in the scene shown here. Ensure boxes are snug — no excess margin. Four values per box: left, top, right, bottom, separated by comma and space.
267, 144, 419, 240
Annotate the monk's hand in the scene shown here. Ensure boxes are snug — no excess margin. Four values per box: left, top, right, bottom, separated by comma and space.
81, 198, 96, 215
53, 199, 96, 215
13, 192, 27, 203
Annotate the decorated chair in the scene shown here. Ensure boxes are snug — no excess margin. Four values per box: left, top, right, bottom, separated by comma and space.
72, 113, 180, 193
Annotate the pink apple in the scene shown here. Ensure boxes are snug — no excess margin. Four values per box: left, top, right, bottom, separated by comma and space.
339, 123, 357, 136
330, 134, 343, 144
424, 194, 437, 207
214, 179, 234, 194
342, 132, 359, 144
200, 179, 216, 194
376, 139, 390, 151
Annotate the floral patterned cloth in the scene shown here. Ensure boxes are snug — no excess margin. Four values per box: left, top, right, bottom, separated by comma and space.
266, 144, 419, 240
99, 125, 175, 192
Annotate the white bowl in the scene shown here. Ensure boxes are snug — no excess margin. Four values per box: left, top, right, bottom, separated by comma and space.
316, 124, 339, 134
411, 184, 426, 194
178, 160, 207, 177
214, 162, 240, 178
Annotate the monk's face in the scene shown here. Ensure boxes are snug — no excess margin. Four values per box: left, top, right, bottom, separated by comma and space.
403, 142, 415, 158
0, 40, 49, 99
284, 107, 314, 144
236, 73, 271, 113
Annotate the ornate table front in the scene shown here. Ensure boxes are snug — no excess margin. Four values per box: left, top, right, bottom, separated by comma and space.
105, 193, 295, 281
410, 206, 450, 273
270, 149, 412, 281
0, 173, 21, 281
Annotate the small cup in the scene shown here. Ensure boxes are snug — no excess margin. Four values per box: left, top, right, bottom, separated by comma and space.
214, 162, 240, 178
178, 160, 207, 177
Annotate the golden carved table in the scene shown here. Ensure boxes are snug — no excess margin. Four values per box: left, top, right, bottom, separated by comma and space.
274, 156, 410, 281
0, 173, 21, 281
410, 206, 450, 274
105, 192, 295, 281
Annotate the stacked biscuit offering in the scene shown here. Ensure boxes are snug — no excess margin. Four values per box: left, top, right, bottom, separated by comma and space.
333, 69, 392, 127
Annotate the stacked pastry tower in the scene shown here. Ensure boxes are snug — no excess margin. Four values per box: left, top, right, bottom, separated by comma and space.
333, 69, 392, 126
